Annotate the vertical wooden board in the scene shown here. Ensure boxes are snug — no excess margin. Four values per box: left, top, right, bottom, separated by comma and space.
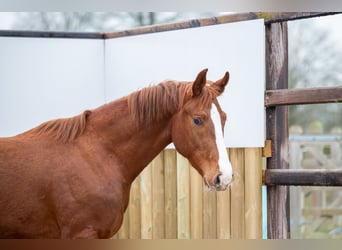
128, 175, 141, 239
216, 148, 231, 239
229, 148, 245, 239
190, 166, 203, 239
140, 164, 153, 239
177, 152, 190, 239
117, 208, 129, 239
152, 152, 165, 239
290, 142, 302, 238
244, 148, 262, 239
216, 188, 231, 239
203, 188, 217, 238
164, 149, 178, 239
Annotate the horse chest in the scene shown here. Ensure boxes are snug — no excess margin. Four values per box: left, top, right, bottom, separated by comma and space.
53, 168, 130, 238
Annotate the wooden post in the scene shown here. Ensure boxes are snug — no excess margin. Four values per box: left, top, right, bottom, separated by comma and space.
265, 21, 290, 239
265, 22, 290, 239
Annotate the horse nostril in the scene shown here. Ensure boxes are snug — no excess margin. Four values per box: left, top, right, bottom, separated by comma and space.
214, 175, 221, 186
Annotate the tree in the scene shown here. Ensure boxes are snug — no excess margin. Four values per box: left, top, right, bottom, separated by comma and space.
12, 12, 108, 32
11, 12, 219, 32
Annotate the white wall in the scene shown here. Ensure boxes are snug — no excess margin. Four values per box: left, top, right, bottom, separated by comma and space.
0, 19, 265, 147
0, 37, 104, 136
105, 19, 265, 147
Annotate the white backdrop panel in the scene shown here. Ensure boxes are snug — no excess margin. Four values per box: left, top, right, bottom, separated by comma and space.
105, 19, 265, 147
0, 37, 104, 137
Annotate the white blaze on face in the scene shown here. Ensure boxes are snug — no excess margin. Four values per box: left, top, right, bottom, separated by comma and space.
211, 104, 233, 187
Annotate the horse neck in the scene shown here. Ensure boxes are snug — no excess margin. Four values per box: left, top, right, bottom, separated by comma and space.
89, 98, 173, 183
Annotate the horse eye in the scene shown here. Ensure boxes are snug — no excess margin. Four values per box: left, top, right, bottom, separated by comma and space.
193, 117, 203, 126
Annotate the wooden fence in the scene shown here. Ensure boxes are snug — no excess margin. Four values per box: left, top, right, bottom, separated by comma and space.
112, 148, 262, 239
289, 135, 342, 238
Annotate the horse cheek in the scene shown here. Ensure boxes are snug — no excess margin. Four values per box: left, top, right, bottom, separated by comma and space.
171, 115, 190, 157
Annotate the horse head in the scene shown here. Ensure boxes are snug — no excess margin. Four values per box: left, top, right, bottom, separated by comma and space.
171, 69, 233, 191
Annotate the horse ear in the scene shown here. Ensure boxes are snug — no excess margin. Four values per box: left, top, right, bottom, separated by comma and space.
213, 71, 229, 95
192, 68, 208, 97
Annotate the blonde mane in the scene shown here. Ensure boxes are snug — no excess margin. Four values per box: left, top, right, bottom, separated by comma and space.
24, 81, 217, 142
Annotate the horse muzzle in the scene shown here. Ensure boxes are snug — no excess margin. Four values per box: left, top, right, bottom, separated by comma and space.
213, 172, 233, 191
204, 173, 233, 191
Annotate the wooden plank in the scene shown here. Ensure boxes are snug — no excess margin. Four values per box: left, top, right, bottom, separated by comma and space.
0, 30, 104, 39
1, 13, 337, 41
152, 152, 165, 239
117, 208, 129, 239
265, 86, 342, 107
264, 169, 342, 186
216, 188, 231, 239
104, 13, 254, 39
244, 148, 263, 239
104, 12, 338, 39
128, 175, 141, 239
176, 152, 190, 239
261, 12, 340, 24
229, 148, 245, 239
140, 164, 153, 239
216, 150, 231, 238
164, 149, 178, 239
265, 21, 290, 239
203, 188, 217, 239
190, 166, 203, 239
302, 208, 342, 216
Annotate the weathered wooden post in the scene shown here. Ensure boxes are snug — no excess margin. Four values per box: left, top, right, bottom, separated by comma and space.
265, 21, 290, 239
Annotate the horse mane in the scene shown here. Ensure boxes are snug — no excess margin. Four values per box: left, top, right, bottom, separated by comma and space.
25, 81, 217, 141
127, 80, 216, 128
26, 110, 91, 143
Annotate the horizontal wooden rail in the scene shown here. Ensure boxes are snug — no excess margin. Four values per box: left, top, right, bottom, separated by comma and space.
0, 12, 339, 40
263, 169, 342, 186
104, 12, 338, 39
0, 30, 104, 39
302, 208, 342, 216
265, 86, 342, 107
261, 12, 340, 24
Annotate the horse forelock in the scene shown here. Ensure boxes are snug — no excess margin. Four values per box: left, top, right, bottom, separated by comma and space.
26, 110, 91, 143
127, 80, 217, 128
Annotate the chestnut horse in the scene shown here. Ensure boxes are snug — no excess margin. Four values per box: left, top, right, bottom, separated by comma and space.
0, 69, 233, 238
